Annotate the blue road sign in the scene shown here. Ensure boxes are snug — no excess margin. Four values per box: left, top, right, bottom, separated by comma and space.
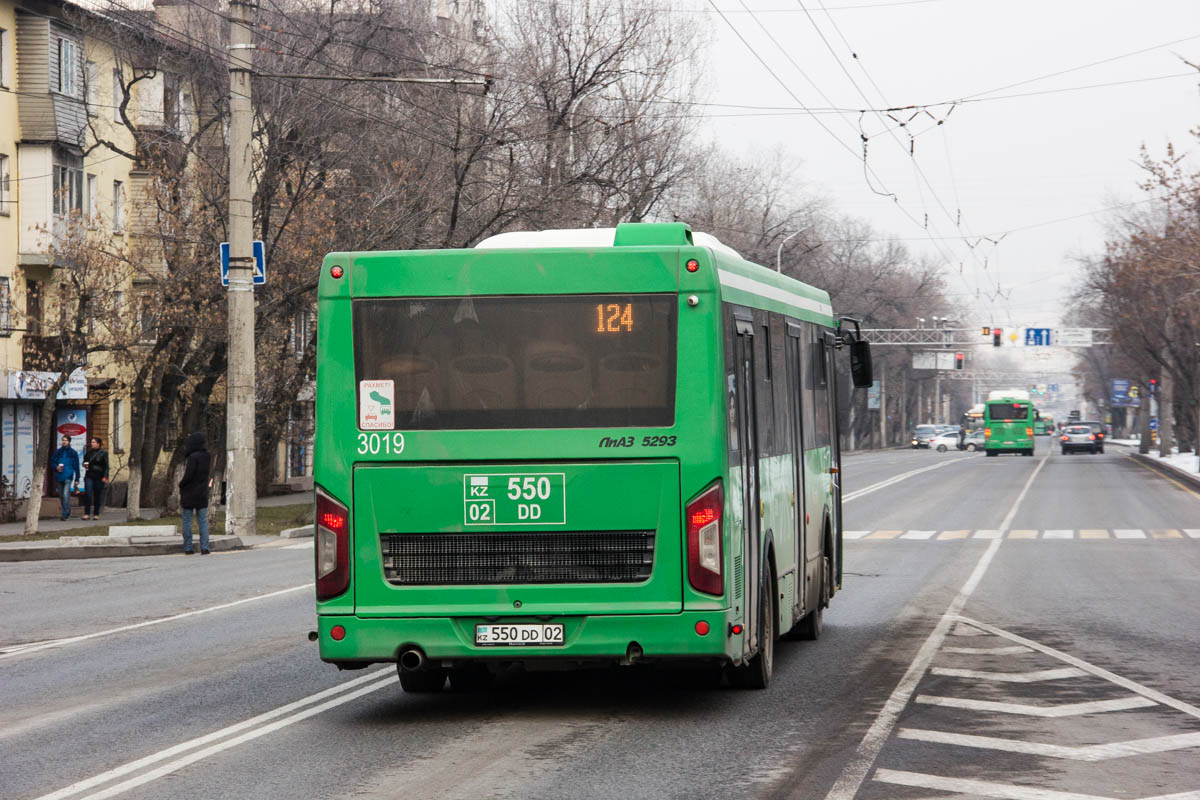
1024, 327, 1051, 346
1150, 417, 1159, 431
1048, 383, 1059, 393
220, 240, 266, 286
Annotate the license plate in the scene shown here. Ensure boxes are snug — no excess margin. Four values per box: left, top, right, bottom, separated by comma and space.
475, 623, 565, 646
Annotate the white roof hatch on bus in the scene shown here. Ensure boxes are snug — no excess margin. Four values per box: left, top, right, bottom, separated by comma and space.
475, 227, 744, 260
987, 389, 1031, 402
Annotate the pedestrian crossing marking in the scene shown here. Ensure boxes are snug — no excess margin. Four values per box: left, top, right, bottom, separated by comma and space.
901, 530, 936, 540
844, 528, 1195, 541
866, 529, 902, 539
937, 530, 969, 540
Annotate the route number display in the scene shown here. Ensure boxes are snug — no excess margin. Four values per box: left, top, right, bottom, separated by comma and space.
463, 473, 566, 525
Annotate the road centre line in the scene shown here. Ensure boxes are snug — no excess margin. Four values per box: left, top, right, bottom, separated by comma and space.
0, 584, 313, 662
822, 453, 1049, 800
957, 617, 1200, 720
34, 669, 394, 800
843, 457, 971, 503
898, 728, 1200, 762
914, 695, 1158, 717
872, 768, 1200, 800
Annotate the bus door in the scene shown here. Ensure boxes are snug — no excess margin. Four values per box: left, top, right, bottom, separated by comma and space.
824, 333, 843, 590
734, 318, 762, 658
785, 325, 807, 618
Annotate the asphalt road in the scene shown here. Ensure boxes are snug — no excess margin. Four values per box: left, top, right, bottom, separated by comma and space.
2, 441, 1198, 800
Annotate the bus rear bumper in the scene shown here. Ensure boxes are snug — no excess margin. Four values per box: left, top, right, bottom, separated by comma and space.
317, 611, 737, 667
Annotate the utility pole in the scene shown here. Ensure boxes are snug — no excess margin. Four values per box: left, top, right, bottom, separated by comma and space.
879, 369, 887, 447
226, 0, 257, 536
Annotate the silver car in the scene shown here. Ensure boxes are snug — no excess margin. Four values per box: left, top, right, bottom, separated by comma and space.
1060, 425, 1099, 455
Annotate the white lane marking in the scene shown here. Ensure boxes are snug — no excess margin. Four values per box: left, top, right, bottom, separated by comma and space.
941, 645, 1032, 655
284, 542, 314, 550
914, 695, 1157, 717
1185, 529, 1200, 539
843, 457, 969, 503
1043, 529, 1075, 539
0, 584, 312, 662
958, 617, 1200, 720
35, 670, 395, 800
951, 624, 987, 636
898, 728, 1200, 761
1114, 529, 1146, 539
873, 768, 1200, 800
844, 530, 870, 539
822, 454, 1049, 800
931, 667, 1086, 682
902, 530, 936, 540
973, 529, 1003, 539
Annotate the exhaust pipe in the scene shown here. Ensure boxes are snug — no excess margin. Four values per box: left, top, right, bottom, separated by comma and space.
399, 646, 427, 672
620, 642, 643, 666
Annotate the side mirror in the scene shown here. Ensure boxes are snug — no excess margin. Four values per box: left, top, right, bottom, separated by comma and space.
850, 340, 873, 389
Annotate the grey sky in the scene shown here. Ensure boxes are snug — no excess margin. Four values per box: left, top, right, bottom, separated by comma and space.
701, 0, 1200, 335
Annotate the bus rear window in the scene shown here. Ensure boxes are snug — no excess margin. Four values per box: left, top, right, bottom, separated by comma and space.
987, 402, 1029, 421
353, 294, 677, 429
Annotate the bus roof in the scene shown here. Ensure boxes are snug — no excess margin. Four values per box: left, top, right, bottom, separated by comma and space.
987, 389, 1030, 402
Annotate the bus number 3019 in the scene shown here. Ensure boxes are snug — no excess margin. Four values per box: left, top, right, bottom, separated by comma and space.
357, 432, 405, 455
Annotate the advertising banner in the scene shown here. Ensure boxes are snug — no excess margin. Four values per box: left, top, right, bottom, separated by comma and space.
56, 409, 88, 470
1111, 379, 1140, 408
867, 380, 881, 409
6, 369, 88, 400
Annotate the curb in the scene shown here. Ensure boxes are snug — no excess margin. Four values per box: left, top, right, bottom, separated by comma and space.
0, 535, 244, 562
280, 525, 314, 539
1128, 452, 1200, 490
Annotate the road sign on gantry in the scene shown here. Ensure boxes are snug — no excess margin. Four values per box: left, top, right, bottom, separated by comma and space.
1024, 328, 1051, 346
1056, 328, 1093, 347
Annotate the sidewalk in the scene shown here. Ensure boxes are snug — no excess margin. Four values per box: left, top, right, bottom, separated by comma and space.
1109, 440, 1200, 490
0, 491, 312, 562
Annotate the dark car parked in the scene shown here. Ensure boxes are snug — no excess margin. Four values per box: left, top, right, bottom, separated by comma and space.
1076, 420, 1106, 453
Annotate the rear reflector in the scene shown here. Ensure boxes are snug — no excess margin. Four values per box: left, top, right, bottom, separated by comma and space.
686, 481, 723, 596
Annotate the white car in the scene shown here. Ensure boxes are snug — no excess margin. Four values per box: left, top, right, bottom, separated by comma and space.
932, 431, 961, 452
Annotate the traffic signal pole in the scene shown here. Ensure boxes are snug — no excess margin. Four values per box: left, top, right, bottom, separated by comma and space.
226, 0, 257, 536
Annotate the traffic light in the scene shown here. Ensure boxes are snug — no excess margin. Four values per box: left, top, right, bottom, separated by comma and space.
993, 328, 1002, 347
981, 326, 991, 336
1149, 378, 1158, 395
955, 352, 964, 370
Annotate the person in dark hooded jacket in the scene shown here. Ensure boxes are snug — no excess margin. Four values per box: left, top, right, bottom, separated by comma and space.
178, 432, 212, 554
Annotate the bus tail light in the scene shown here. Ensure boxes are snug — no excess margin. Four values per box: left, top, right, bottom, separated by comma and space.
984, 428, 991, 439
1026, 427, 1034, 437
315, 486, 350, 600
686, 481, 724, 596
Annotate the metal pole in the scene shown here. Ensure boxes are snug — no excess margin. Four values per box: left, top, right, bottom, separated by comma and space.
879, 368, 887, 447
935, 371, 941, 424
776, 228, 806, 273
226, 0, 257, 537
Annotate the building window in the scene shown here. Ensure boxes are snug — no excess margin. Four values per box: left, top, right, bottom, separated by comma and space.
0, 29, 11, 89
53, 164, 83, 217
0, 154, 9, 216
57, 38, 77, 95
26, 281, 42, 336
112, 180, 124, 232
112, 398, 123, 452
112, 67, 123, 114
0, 277, 10, 337
86, 173, 97, 222
137, 295, 157, 344
86, 61, 99, 114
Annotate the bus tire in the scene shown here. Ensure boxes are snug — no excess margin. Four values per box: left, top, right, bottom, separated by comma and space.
731, 569, 776, 690
798, 555, 830, 641
1024, 449, 1034, 457
398, 664, 447, 693
985, 450, 997, 457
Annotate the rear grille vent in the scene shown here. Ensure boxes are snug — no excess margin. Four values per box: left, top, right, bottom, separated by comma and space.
733, 555, 744, 600
380, 531, 655, 585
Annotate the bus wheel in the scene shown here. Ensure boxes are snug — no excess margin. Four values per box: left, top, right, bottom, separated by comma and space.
1024, 449, 1034, 457
799, 556, 830, 641
398, 664, 447, 693
985, 450, 997, 457
731, 571, 776, 690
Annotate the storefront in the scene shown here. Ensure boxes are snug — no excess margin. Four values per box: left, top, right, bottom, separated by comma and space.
0, 369, 87, 499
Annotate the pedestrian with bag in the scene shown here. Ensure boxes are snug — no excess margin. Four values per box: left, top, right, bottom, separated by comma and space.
179, 431, 213, 555
81, 437, 109, 520
51, 434, 81, 520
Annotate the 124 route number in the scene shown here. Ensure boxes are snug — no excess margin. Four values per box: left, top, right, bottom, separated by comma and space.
357, 432, 405, 455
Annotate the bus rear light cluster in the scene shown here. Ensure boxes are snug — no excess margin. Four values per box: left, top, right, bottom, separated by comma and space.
984, 428, 992, 439
1025, 427, 1034, 437
686, 481, 724, 596
316, 486, 351, 600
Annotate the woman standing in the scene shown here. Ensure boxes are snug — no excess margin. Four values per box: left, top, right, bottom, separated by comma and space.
81, 437, 109, 520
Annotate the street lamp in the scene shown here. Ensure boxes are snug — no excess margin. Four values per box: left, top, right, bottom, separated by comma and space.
776, 228, 809, 273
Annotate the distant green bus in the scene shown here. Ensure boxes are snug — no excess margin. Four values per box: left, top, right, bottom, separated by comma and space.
313, 222, 871, 691
1033, 414, 1054, 436
984, 390, 1035, 456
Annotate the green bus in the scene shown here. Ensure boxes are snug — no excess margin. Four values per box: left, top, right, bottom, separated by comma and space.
313, 222, 872, 691
984, 390, 1035, 456
1033, 413, 1054, 436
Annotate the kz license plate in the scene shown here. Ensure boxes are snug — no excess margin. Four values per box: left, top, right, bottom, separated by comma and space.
475, 623, 565, 646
